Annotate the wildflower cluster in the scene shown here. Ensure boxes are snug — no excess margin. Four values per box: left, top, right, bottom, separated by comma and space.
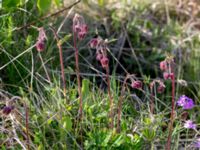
160, 58, 174, 80
73, 13, 88, 40
177, 95, 196, 130
150, 79, 165, 93
177, 95, 194, 110
89, 37, 109, 69
36, 27, 47, 52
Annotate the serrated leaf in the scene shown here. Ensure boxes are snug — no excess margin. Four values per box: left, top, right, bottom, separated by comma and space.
37, 0, 51, 13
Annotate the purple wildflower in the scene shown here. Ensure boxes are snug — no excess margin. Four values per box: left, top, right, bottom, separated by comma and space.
194, 138, 200, 148
184, 120, 196, 129
177, 95, 194, 110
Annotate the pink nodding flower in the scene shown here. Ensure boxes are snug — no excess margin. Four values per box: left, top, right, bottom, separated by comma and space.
38, 27, 47, 41
96, 53, 103, 61
163, 72, 174, 80
36, 40, 45, 52
131, 80, 142, 89
160, 60, 167, 71
73, 14, 88, 40
89, 38, 99, 49
100, 56, 109, 68
157, 82, 165, 93
36, 27, 47, 52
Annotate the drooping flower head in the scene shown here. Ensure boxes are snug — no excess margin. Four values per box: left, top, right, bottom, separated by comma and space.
183, 120, 196, 129
73, 13, 88, 40
2, 106, 14, 115
90, 36, 109, 69
35, 27, 47, 52
160, 57, 175, 80
131, 80, 142, 89
157, 81, 165, 93
149, 80, 165, 93
100, 56, 109, 68
177, 95, 194, 110
160, 60, 167, 71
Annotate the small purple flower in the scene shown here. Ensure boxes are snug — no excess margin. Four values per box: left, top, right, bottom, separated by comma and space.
177, 95, 194, 110
194, 138, 200, 148
184, 120, 196, 129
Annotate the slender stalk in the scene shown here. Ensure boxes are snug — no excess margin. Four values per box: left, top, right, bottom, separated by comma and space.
150, 88, 154, 114
38, 52, 51, 83
25, 102, 30, 150
117, 75, 129, 133
50, 27, 67, 99
73, 31, 83, 119
166, 74, 175, 150
105, 66, 114, 129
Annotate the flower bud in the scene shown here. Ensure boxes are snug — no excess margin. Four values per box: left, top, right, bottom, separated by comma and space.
36, 40, 45, 52
131, 80, 142, 89
100, 56, 109, 68
160, 60, 167, 71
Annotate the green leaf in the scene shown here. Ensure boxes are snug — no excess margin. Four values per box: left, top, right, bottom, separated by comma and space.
37, 0, 52, 13
82, 79, 90, 100
2, 0, 20, 9
62, 116, 72, 131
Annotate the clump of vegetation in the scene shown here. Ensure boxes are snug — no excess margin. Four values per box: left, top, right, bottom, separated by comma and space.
1, 0, 200, 149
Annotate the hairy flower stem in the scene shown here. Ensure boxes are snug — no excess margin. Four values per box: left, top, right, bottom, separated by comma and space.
105, 66, 114, 129
51, 27, 67, 99
117, 75, 129, 133
166, 74, 175, 150
25, 102, 30, 150
73, 31, 83, 120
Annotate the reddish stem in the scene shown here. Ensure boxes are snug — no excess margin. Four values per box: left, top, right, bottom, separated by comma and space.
51, 27, 67, 99
166, 74, 175, 150
73, 31, 83, 119
105, 66, 114, 129
116, 75, 129, 133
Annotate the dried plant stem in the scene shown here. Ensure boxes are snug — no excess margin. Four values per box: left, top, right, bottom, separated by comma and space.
25, 102, 30, 150
73, 31, 83, 120
117, 75, 129, 133
50, 27, 67, 99
105, 66, 114, 129
166, 74, 175, 150
38, 52, 51, 83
